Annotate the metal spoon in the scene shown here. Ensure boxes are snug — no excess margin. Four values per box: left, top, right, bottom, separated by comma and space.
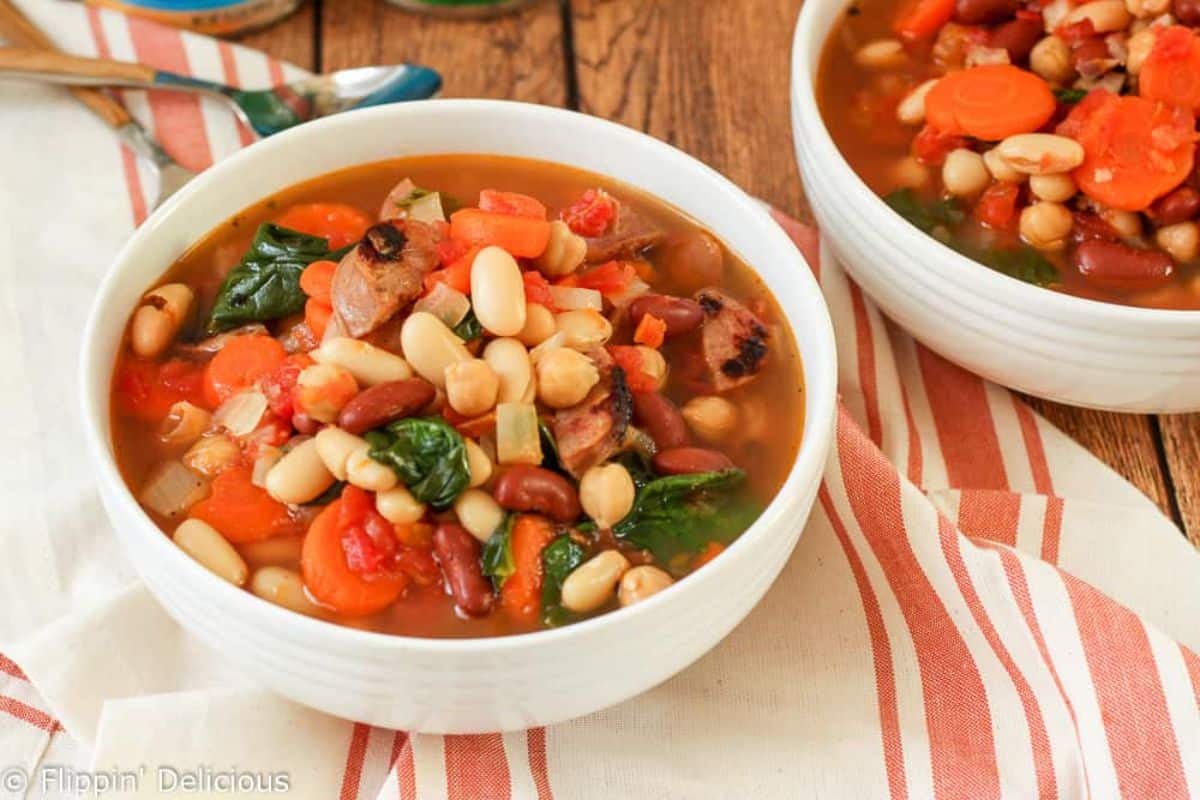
0, 47, 442, 137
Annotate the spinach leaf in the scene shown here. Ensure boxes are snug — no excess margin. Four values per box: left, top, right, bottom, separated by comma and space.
1054, 88, 1088, 105
883, 188, 964, 234
541, 535, 586, 626
538, 417, 561, 471
207, 224, 352, 332
482, 514, 515, 592
883, 189, 1060, 288
615, 450, 655, 491
393, 186, 431, 209
613, 469, 759, 563
452, 308, 482, 341
365, 416, 470, 509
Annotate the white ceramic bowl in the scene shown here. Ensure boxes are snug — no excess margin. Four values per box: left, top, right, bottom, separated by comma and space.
792, 2, 1200, 413
80, 100, 837, 733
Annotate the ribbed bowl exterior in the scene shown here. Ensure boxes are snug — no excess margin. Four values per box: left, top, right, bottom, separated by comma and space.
791, 0, 1200, 413
81, 101, 838, 733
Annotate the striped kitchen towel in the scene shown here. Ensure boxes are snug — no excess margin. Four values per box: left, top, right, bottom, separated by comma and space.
0, 2, 1195, 797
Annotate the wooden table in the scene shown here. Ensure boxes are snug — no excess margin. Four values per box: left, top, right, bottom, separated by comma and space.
243, 0, 1200, 548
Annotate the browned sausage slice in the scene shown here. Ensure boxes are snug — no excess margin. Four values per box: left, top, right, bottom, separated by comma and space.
553, 349, 633, 478
694, 288, 769, 393
331, 219, 440, 338
585, 207, 664, 263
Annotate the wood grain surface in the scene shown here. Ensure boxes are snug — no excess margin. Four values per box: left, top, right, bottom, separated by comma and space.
239, 0, 1198, 548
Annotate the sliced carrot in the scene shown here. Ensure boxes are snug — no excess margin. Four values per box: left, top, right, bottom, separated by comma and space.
693, 541, 726, 569
424, 244, 479, 296
304, 299, 333, 340
633, 313, 667, 349
499, 514, 558, 624
449, 208, 552, 259
924, 65, 1056, 141
576, 260, 636, 296
1063, 91, 1197, 211
301, 500, 408, 616
189, 466, 297, 544
478, 189, 547, 219
203, 334, 287, 408
299, 259, 338, 304
895, 0, 955, 40
273, 202, 371, 250
1139, 26, 1200, 115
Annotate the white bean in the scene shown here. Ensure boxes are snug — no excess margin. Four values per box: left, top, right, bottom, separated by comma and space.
131, 283, 193, 358
465, 438, 493, 488
1126, 28, 1157, 74
444, 359, 500, 417
561, 550, 630, 613
265, 438, 335, 504
313, 426, 363, 481
681, 396, 739, 441
982, 148, 1024, 183
250, 567, 322, 616
454, 489, 505, 543
517, 302, 557, 346
996, 134, 1084, 175
311, 337, 412, 386
896, 78, 938, 125
1029, 173, 1077, 203
1029, 35, 1073, 83
345, 447, 397, 492
555, 309, 612, 350
1156, 221, 1199, 262
174, 519, 248, 586
579, 464, 635, 529
376, 485, 426, 524
618, 565, 674, 607
400, 311, 472, 387
1064, 0, 1132, 32
470, 246, 527, 336
534, 220, 587, 277
483, 337, 534, 403
854, 38, 907, 69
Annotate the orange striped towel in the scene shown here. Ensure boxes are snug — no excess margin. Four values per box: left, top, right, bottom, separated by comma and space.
0, 3, 1196, 798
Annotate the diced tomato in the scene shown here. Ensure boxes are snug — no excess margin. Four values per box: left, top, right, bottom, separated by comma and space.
522, 270, 555, 309
396, 521, 435, 549
259, 354, 312, 423
478, 189, 547, 219
273, 203, 372, 250
561, 188, 618, 237
1056, 17, 1095, 43
576, 260, 635, 296
242, 416, 293, 460
436, 237, 470, 268
337, 486, 401, 580
974, 182, 1020, 229
115, 356, 208, 422
608, 345, 658, 393
912, 124, 968, 166
396, 546, 441, 586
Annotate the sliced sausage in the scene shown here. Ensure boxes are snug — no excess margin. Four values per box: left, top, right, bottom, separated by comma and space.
433, 523, 494, 617
553, 349, 633, 478
694, 288, 769, 392
585, 207, 664, 263
331, 219, 440, 338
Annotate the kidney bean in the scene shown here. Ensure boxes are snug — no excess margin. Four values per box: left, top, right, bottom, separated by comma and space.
989, 16, 1042, 63
291, 411, 321, 436
631, 391, 689, 450
433, 523, 494, 617
1150, 187, 1200, 226
1176, 0, 1200, 25
492, 466, 581, 522
1074, 240, 1174, 289
652, 447, 736, 475
1071, 212, 1120, 243
337, 378, 435, 434
954, 0, 1017, 24
653, 230, 723, 294
628, 294, 705, 337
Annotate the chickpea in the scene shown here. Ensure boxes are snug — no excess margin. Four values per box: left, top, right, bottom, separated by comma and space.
618, 565, 674, 608
942, 149, 990, 197
1029, 36, 1074, 83
376, 485, 426, 525
535, 348, 600, 409
579, 463, 636, 529
1029, 173, 1077, 203
296, 363, 359, 423
454, 489, 506, 542
1100, 207, 1142, 240
854, 39, 907, 69
1156, 221, 1199, 262
891, 156, 931, 190
555, 309, 613, 350
681, 396, 739, 441
517, 302, 557, 347
635, 346, 668, 391
1063, 0, 1132, 33
482, 337, 534, 404
561, 550, 631, 614
465, 438, 493, 488
1019, 202, 1074, 250
982, 148, 1024, 184
444, 359, 500, 417
131, 283, 194, 359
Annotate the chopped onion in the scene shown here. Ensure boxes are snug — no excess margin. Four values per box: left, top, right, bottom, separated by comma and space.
251, 446, 283, 488
140, 460, 209, 518
213, 390, 268, 437
606, 275, 651, 308
407, 191, 446, 223
414, 282, 470, 328
495, 403, 543, 465
528, 331, 565, 364
549, 285, 603, 311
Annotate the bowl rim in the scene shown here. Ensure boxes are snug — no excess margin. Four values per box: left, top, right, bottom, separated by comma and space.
791, 0, 1200, 327
80, 98, 838, 655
